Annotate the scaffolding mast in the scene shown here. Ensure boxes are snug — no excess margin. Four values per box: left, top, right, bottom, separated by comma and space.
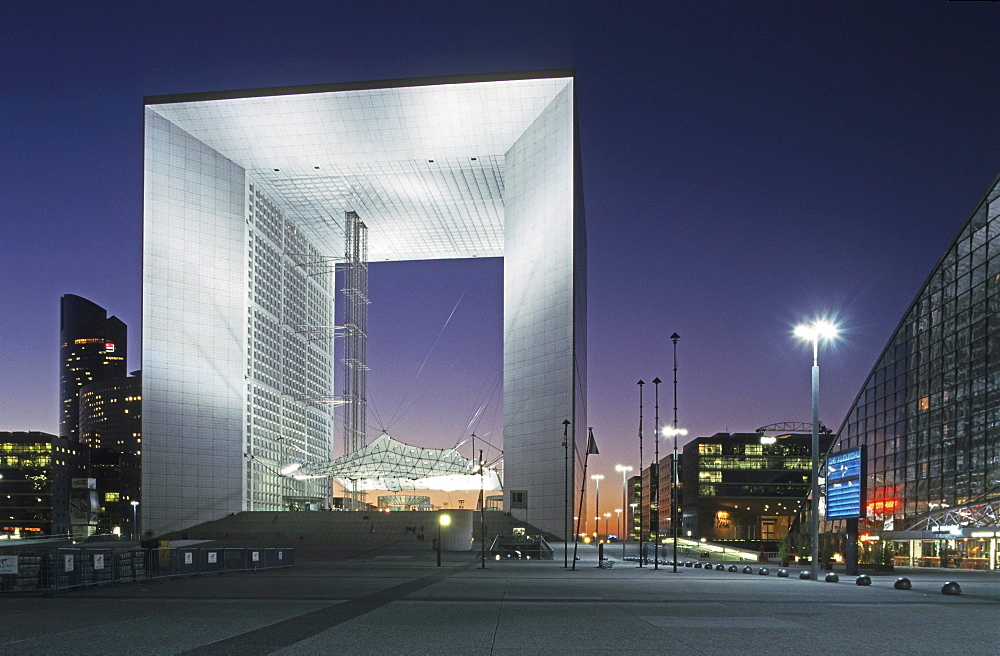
341, 211, 369, 509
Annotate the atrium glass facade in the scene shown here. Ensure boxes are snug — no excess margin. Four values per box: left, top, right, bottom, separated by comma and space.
829, 175, 1000, 570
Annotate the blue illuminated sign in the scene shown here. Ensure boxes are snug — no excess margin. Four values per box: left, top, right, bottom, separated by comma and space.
825, 446, 866, 519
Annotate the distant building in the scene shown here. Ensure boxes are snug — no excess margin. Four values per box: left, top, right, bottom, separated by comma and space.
656, 453, 681, 539
680, 431, 833, 548
640, 463, 658, 542
60, 295, 127, 442
0, 431, 86, 537
79, 371, 142, 536
627, 475, 641, 540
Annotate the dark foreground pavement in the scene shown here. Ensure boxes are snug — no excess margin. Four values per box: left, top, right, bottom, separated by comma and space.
2, 543, 997, 655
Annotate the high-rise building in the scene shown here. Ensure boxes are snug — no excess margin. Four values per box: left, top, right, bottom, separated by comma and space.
0, 431, 86, 537
79, 371, 142, 535
828, 174, 1000, 570
142, 71, 585, 538
60, 295, 127, 441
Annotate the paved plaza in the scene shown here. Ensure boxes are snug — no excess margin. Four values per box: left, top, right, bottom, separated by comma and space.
2, 543, 997, 655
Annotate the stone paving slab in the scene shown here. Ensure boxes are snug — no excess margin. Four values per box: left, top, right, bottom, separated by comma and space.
0, 544, 996, 655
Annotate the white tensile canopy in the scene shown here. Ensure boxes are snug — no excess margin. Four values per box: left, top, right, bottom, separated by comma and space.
281, 433, 502, 493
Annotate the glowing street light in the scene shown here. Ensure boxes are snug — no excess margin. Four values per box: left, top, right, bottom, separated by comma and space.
130, 500, 139, 541
794, 319, 838, 582
662, 426, 687, 571
614, 464, 633, 558
591, 474, 604, 540
437, 513, 451, 567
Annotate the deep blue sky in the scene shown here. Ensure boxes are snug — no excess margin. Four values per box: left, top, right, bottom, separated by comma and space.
2, 1, 999, 494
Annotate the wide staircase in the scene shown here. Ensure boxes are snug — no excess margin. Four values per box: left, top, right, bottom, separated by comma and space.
159, 510, 550, 557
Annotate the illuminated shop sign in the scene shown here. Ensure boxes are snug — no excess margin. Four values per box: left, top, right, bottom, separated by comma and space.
825, 446, 866, 519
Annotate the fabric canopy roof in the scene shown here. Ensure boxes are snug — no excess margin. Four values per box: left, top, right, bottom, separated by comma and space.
281, 433, 502, 493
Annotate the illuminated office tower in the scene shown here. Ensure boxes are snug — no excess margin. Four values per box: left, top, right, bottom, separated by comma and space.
60, 294, 127, 441
79, 372, 142, 535
143, 71, 586, 538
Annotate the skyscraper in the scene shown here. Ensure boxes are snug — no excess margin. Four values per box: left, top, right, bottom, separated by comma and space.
60, 294, 127, 441
79, 371, 142, 535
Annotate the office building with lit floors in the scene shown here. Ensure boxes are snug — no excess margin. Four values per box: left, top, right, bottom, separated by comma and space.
142, 71, 586, 538
826, 174, 1000, 570
60, 295, 127, 441
680, 430, 833, 549
0, 431, 86, 537
79, 371, 142, 536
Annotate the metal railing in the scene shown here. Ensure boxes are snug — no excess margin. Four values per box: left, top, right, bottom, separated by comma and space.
488, 535, 554, 560
0, 546, 294, 593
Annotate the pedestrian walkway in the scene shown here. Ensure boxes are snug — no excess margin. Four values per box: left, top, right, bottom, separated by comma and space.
1, 542, 996, 655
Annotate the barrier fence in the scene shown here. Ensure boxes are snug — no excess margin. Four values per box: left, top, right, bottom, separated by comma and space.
0, 547, 294, 593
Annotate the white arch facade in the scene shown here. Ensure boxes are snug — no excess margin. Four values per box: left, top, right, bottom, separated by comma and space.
142, 71, 585, 539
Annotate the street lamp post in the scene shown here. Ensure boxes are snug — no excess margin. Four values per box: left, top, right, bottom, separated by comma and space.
615, 464, 632, 559
562, 419, 571, 568
604, 512, 612, 539
670, 331, 682, 573
662, 427, 687, 571
591, 474, 604, 541
652, 377, 661, 570
614, 508, 622, 541
437, 513, 451, 566
794, 319, 838, 582
130, 500, 139, 541
637, 380, 645, 567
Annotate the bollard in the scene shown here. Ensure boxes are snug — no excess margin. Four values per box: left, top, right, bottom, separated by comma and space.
742, 566, 753, 574
728, 565, 739, 572
759, 567, 770, 575
799, 570, 812, 580
824, 573, 839, 583
776, 568, 789, 577
855, 574, 871, 586
716, 564, 725, 571
893, 577, 912, 590
941, 581, 962, 595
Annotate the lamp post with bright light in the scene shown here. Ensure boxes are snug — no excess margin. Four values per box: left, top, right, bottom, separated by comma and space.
794, 319, 838, 582
604, 512, 612, 539
130, 500, 139, 541
614, 464, 632, 558
652, 377, 661, 570
591, 474, 604, 541
437, 513, 451, 566
662, 426, 687, 571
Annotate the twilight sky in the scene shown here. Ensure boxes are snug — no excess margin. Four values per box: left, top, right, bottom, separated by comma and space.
2, 1, 999, 506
